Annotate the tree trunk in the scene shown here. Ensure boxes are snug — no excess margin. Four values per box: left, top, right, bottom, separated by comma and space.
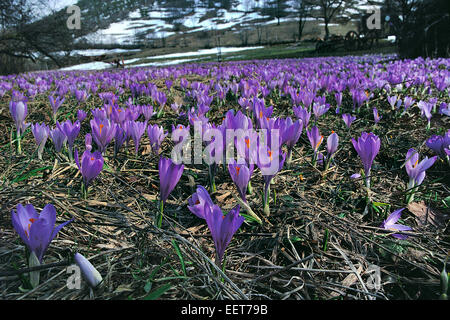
324, 20, 330, 40
298, 18, 304, 40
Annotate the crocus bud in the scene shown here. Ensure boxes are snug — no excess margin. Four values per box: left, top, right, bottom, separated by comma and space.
327, 131, 339, 158
77, 109, 87, 122
74, 253, 103, 288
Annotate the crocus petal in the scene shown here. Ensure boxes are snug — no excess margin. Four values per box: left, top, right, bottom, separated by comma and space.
74, 253, 103, 288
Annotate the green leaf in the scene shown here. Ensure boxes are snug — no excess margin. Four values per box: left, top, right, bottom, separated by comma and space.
443, 196, 450, 208
143, 283, 172, 300
240, 213, 260, 224
144, 281, 152, 293
171, 239, 186, 277
372, 201, 390, 207
12, 166, 52, 183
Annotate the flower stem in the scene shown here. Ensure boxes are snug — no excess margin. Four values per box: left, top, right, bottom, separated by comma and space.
156, 106, 164, 119
286, 148, 293, 168
29, 252, 40, 288
208, 165, 216, 193
263, 183, 271, 216
17, 133, 22, 155
157, 200, 164, 228
81, 182, 88, 200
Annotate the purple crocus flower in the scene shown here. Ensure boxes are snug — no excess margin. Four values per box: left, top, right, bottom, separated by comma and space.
426, 130, 450, 159
74, 148, 104, 191
9, 100, 28, 135
350, 173, 361, 180
380, 208, 412, 240
403, 96, 415, 111
352, 132, 380, 188
90, 118, 117, 154
326, 131, 339, 163
75, 89, 90, 103
439, 102, 450, 116
373, 108, 382, 124
335, 92, 343, 113
280, 117, 303, 165
306, 125, 323, 162
165, 80, 173, 91
312, 102, 330, 120
187, 185, 214, 220
204, 204, 244, 266
11, 203, 73, 263
342, 114, 356, 129
387, 95, 397, 110
228, 159, 254, 202
141, 105, 156, 121
57, 120, 81, 160
77, 109, 87, 123
157, 157, 184, 227
127, 121, 147, 155
418, 100, 433, 128
158, 156, 184, 205
257, 147, 286, 215
405, 148, 437, 203
49, 95, 65, 123
91, 107, 107, 121
147, 124, 168, 154
293, 106, 311, 128
31, 123, 50, 160
49, 127, 67, 152
113, 126, 127, 157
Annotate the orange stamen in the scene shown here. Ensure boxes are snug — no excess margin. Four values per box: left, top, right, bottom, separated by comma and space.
316, 136, 323, 148
236, 167, 241, 176
99, 124, 104, 135
90, 157, 94, 161
245, 138, 250, 149
259, 111, 263, 119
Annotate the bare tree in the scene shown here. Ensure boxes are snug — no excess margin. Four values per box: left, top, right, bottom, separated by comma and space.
293, 0, 313, 41
0, 0, 77, 73
308, 0, 356, 40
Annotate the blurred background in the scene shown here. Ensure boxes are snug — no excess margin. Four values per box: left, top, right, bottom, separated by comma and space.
0, 0, 448, 74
